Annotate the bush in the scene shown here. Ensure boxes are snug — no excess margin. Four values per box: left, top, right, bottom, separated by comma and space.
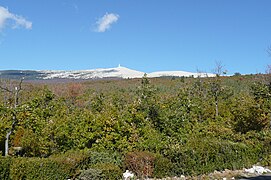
77, 164, 123, 180
92, 163, 122, 180
125, 151, 155, 178
153, 155, 174, 178
51, 149, 122, 176
164, 137, 263, 175
72, 150, 122, 180
54, 149, 123, 179
77, 150, 123, 169
0, 149, 123, 180
0, 157, 12, 180
10, 157, 71, 180
77, 164, 122, 180
0, 150, 121, 179
77, 168, 103, 180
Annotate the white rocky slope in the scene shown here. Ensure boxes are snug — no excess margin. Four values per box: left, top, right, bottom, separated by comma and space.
148, 71, 214, 78
39, 65, 215, 80
40, 66, 145, 79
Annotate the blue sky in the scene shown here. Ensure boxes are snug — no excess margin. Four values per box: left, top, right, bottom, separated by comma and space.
0, 0, 271, 74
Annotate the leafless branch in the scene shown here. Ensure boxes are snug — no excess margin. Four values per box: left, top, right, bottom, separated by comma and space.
266, 65, 271, 74
213, 61, 225, 76
17, 77, 24, 92
0, 85, 12, 93
0, 77, 24, 93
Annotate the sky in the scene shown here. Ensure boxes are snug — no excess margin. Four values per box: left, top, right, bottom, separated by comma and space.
0, 0, 271, 74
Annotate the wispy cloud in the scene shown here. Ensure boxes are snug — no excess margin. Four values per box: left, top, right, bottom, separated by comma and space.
0, 6, 32, 30
96, 13, 119, 32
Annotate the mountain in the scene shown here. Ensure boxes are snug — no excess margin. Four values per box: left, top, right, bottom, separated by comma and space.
0, 66, 214, 80
148, 71, 214, 78
40, 66, 145, 79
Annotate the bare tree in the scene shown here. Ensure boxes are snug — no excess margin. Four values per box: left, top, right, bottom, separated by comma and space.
266, 65, 271, 74
211, 61, 226, 118
0, 78, 24, 156
213, 61, 227, 77
210, 81, 220, 118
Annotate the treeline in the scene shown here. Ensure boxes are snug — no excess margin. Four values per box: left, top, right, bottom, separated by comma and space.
1, 74, 271, 179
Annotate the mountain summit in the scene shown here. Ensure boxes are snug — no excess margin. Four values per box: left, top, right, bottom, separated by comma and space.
41, 65, 145, 79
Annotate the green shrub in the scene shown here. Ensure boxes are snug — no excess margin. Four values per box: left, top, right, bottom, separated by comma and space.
0, 157, 12, 180
51, 149, 89, 177
153, 155, 174, 178
164, 137, 263, 175
77, 150, 123, 169
74, 151, 122, 180
92, 163, 122, 180
0, 150, 123, 180
52, 149, 123, 179
77, 168, 103, 180
10, 157, 71, 180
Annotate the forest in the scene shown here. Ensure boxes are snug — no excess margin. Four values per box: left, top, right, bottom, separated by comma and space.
1, 73, 271, 179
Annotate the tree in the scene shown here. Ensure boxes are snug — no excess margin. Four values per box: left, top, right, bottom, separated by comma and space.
233, 72, 241, 76
136, 74, 159, 123
0, 78, 23, 156
265, 65, 271, 75
211, 61, 227, 117
251, 82, 271, 129
213, 61, 226, 77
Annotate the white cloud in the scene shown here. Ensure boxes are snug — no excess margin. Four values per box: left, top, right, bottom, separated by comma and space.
0, 6, 32, 30
96, 13, 119, 32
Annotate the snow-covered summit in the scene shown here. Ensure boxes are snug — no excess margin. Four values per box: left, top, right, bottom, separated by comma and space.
40, 65, 145, 79
148, 70, 214, 78
0, 66, 215, 80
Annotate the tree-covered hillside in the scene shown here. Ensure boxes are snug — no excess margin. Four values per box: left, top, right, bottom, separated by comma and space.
0, 74, 271, 179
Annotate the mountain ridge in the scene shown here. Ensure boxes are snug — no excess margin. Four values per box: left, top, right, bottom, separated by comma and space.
0, 66, 215, 80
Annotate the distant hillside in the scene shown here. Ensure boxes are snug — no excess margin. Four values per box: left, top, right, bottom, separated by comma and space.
0, 70, 46, 80
0, 66, 214, 80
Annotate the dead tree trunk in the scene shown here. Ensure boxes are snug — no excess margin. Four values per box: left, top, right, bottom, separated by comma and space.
5, 118, 16, 156
215, 95, 219, 118
0, 79, 23, 156
211, 82, 220, 118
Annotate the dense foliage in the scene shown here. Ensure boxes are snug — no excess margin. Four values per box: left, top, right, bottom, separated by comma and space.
1, 74, 271, 178
0, 150, 122, 180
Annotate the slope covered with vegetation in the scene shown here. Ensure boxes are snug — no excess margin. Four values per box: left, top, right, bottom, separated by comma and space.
0, 74, 271, 179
